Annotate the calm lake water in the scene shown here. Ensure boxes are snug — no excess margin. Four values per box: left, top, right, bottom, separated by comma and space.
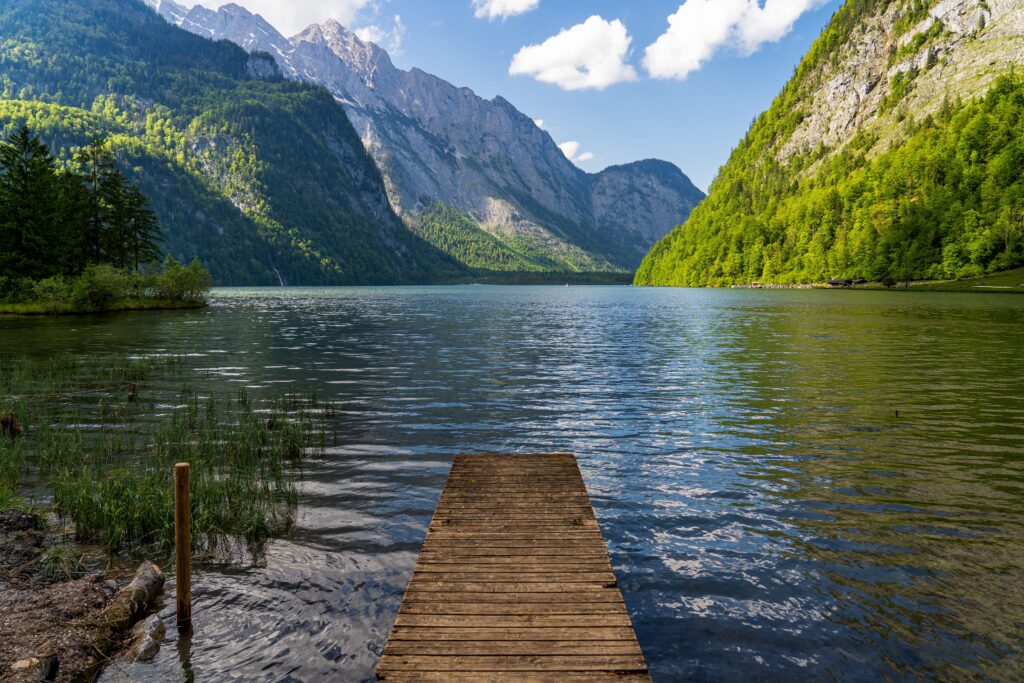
2, 286, 1023, 682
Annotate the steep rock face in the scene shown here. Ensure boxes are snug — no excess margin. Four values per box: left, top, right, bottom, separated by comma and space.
148, 1, 704, 271
0, 0, 462, 285
591, 160, 704, 266
636, 0, 1024, 287
780, 0, 1024, 161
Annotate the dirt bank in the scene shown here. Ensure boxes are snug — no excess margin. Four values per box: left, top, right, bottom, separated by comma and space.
0, 510, 164, 682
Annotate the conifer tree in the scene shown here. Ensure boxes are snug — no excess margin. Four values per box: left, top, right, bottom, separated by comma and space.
125, 185, 161, 271
0, 125, 61, 279
74, 138, 117, 263
55, 170, 92, 274
102, 168, 131, 268
0, 127, 164, 282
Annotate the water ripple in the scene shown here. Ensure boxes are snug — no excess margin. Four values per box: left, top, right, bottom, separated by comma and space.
2, 286, 1021, 682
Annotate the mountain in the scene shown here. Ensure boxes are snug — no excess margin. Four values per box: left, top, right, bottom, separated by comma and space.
145, 1, 705, 273
0, 0, 463, 285
635, 0, 1024, 287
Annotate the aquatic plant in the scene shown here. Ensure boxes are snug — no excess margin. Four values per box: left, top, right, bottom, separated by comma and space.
0, 443, 18, 508
0, 353, 330, 559
53, 391, 322, 553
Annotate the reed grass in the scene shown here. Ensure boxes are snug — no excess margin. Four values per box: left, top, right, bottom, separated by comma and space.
0, 352, 176, 393
0, 354, 329, 559
0, 446, 17, 508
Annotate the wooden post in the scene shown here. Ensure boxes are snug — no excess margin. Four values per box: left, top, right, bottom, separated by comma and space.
174, 462, 192, 629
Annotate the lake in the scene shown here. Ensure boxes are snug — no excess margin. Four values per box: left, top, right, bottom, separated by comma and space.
2, 286, 1022, 682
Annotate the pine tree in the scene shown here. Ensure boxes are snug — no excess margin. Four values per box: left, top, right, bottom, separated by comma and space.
125, 185, 161, 270
0, 125, 61, 279
74, 138, 116, 264
0, 124, 168, 300
55, 171, 92, 274
102, 169, 131, 268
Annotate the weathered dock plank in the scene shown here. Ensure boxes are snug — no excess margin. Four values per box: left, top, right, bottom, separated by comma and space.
377, 453, 650, 681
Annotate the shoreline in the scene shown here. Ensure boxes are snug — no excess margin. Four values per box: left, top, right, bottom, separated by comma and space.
637, 267, 1024, 293
0, 299, 208, 317
718, 267, 1024, 294
727, 283, 1024, 294
0, 509, 165, 682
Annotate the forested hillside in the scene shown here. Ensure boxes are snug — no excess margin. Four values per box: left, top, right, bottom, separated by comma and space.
411, 203, 580, 273
636, 0, 1024, 287
0, 0, 462, 284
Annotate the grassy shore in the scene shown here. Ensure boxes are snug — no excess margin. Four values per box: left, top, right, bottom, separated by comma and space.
836, 267, 1024, 293
894, 267, 1024, 293
0, 353, 329, 558
0, 353, 330, 683
0, 298, 208, 316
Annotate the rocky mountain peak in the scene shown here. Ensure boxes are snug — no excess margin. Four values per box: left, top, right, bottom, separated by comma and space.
293, 23, 325, 46
297, 20, 395, 79
144, 0, 704, 271
218, 3, 249, 17
156, 0, 290, 55
142, 0, 187, 23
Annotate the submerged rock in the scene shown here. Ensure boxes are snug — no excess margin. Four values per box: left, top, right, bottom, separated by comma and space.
127, 614, 166, 662
1, 414, 22, 439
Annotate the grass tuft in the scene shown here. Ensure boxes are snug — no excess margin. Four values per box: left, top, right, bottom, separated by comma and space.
37, 545, 86, 581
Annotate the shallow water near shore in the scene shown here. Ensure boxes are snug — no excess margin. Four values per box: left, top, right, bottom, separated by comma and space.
2, 285, 1022, 682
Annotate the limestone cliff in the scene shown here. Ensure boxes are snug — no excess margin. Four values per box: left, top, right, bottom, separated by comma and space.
145, 1, 705, 272
781, 0, 1024, 161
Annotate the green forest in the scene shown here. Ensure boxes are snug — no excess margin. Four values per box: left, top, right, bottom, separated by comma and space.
411, 201, 600, 274
1, 126, 159, 280
0, 0, 463, 286
0, 125, 211, 312
635, 0, 1024, 287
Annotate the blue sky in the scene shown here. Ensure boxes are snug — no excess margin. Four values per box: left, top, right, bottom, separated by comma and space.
194, 0, 840, 190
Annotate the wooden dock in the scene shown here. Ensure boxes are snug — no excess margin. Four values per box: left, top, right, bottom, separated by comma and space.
377, 453, 650, 682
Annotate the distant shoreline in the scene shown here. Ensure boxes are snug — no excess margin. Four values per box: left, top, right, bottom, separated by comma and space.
441, 271, 634, 286
708, 267, 1024, 294
0, 299, 208, 316
729, 281, 1023, 295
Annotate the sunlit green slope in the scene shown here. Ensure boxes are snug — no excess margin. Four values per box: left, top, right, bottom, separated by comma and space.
636, 0, 1024, 287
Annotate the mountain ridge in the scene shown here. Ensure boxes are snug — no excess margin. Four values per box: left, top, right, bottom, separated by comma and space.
0, 0, 465, 285
146, 0, 705, 272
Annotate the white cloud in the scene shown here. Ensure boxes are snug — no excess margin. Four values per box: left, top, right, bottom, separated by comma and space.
193, 0, 374, 37
355, 15, 406, 54
472, 0, 540, 21
644, 0, 827, 80
558, 141, 594, 165
509, 16, 638, 91
533, 118, 544, 128
558, 141, 580, 158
